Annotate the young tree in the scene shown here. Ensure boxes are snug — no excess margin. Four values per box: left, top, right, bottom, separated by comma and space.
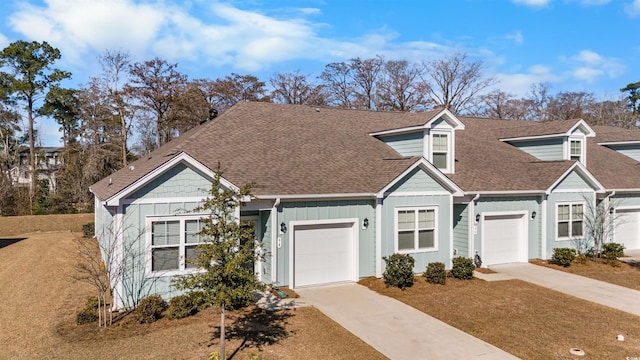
175, 169, 264, 359
581, 195, 623, 262
0, 40, 71, 202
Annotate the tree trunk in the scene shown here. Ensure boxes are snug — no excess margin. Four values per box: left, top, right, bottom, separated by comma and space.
27, 101, 36, 214
220, 303, 225, 359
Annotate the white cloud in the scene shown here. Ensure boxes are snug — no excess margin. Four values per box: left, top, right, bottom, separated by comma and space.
566, 50, 624, 82
298, 8, 321, 15
624, 0, 640, 16
578, 0, 612, 5
512, 0, 551, 7
0, 33, 9, 49
495, 65, 561, 96
506, 31, 524, 45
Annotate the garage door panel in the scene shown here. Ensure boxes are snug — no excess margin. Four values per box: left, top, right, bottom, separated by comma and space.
615, 209, 640, 250
484, 214, 525, 266
293, 223, 354, 288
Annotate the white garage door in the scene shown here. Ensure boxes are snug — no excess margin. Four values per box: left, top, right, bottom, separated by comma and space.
483, 214, 526, 266
293, 223, 355, 288
615, 209, 640, 250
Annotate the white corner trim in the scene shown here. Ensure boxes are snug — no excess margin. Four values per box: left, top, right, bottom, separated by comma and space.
428, 108, 465, 130
375, 198, 382, 278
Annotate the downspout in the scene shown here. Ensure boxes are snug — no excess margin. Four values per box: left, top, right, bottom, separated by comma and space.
270, 198, 280, 284
469, 194, 480, 260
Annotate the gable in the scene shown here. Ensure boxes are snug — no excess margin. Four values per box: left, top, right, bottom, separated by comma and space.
385, 167, 449, 194
551, 169, 597, 192
127, 162, 211, 200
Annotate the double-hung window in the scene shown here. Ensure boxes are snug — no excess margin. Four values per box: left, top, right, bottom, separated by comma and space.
570, 140, 582, 162
432, 133, 449, 170
396, 208, 437, 252
149, 216, 205, 274
557, 203, 583, 239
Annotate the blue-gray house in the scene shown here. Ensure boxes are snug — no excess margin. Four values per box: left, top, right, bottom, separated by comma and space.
90, 102, 640, 308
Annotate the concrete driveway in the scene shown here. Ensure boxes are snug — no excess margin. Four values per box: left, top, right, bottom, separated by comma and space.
491, 263, 640, 317
296, 283, 519, 360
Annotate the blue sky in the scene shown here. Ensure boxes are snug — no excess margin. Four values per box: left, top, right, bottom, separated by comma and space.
0, 0, 639, 146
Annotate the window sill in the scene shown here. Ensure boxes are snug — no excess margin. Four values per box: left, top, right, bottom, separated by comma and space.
397, 248, 438, 254
555, 237, 583, 242
146, 268, 204, 278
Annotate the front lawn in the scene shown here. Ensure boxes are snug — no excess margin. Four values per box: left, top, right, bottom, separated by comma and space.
0, 220, 386, 360
360, 276, 640, 360
531, 259, 640, 291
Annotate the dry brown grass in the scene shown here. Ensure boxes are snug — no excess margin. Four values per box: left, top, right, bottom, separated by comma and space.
360, 276, 640, 360
0, 215, 385, 360
531, 259, 640, 291
0, 213, 94, 236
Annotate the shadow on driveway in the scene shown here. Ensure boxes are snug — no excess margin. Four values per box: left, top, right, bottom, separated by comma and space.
0, 238, 27, 249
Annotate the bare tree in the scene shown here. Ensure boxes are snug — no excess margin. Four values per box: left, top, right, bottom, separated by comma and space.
349, 56, 384, 110
193, 73, 268, 114
98, 50, 135, 166
376, 60, 428, 112
319, 62, 354, 108
588, 98, 639, 128
270, 70, 326, 105
423, 53, 496, 114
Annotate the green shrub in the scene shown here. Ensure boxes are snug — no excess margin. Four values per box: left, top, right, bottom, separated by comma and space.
134, 295, 167, 324
551, 248, 577, 267
602, 242, 625, 261
574, 254, 589, 264
382, 253, 415, 289
188, 290, 210, 311
168, 294, 198, 320
76, 296, 99, 325
424, 262, 446, 285
450, 256, 475, 280
82, 222, 95, 238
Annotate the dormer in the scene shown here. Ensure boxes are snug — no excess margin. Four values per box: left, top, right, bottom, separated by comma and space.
499, 119, 595, 166
371, 109, 465, 174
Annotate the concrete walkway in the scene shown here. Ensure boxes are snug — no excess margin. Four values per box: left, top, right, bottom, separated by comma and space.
491, 263, 640, 317
296, 283, 519, 360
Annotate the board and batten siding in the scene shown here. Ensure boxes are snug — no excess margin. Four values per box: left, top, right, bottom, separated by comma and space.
381, 194, 452, 271
379, 131, 424, 157
606, 144, 640, 162
512, 139, 564, 161
276, 200, 376, 287
552, 171, 594, 192
453, 204, 470, 257
127, 162, 211, 200
475, 196, 542, 260
546, 191, 595, 259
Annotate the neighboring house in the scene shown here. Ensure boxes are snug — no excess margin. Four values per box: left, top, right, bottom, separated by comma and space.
11, 147, 63, 193
90, 102, 640, 308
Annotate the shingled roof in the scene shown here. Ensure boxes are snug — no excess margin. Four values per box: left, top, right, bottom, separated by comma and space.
91, 102, 640, 202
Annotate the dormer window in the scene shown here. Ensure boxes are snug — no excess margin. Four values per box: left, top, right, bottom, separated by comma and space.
432, 133, 449, 170
570, 140, 582, 161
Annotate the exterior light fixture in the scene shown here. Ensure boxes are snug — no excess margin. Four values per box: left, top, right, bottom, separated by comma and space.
475, 214, 480, 223
610, 208, 615, 215
531, 211, 537, 220
363, 218, 369, 229
280, 222, 287, 233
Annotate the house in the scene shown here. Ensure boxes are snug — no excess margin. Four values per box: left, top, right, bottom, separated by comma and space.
89, 102, 640, 308
10, 147, 63, 193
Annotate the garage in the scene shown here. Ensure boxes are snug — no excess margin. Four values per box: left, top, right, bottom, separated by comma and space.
482, 213, 527, 266
615, 209, 640, 250
292, 222, 356, 288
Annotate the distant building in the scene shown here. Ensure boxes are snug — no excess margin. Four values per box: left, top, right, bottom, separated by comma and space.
10, 147, 63, 193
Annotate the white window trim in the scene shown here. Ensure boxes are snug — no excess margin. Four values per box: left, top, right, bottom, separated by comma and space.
429, 130, 453, 173
565, 137, 586, 164
555, 202, 585, 241
394, 206, 439, 253
145, 214, 209, 277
